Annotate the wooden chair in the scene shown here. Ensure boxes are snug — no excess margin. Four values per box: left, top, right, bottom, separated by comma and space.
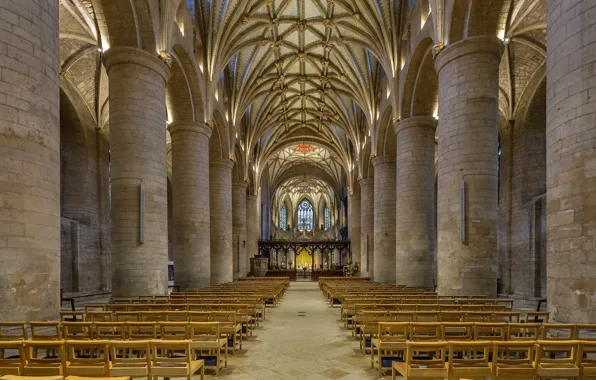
114, 312, 139, 322
447, 340, 492, 379
60, 312, 85, 322
408, 322, 444, 341
492, 341, 537, 379
92, 323, 127, 340
506, 323, 541, 341
492, 311, 521, 323
29, 322, 61, 341
187, 311, 211, 323
440, 311, 465, 322
524, 311, 549, 323
359, 313, 389, 354
577, 341, 596, 377
22, 340, 64, 376
85, 312, 112, 323
65, 377, 129, 380
443, 322, 474, 341
149, 339, 204, 380
188, 322, 227, 376
164, 311, 188, 322
63, 340, 110, 377
535, 340, 580, 379
415, 311, 440, 322
211, 311, 242, 354
1, 376, 63, 380
158, 322, 190, 340
125, 323, 156, 340
473, 322, 506, 341
391, 341, 448, 380
0, 341, 24, 376
371, 322, 409, 377
464, 312, 493, 323
61, 323, 92, 341
0, 323, 27, 341
109, 340, 151, 379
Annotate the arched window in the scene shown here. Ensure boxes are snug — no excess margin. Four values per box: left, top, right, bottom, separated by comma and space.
324, 206, 330, 230
297, 199, 314, 231
279, 203, 287, 230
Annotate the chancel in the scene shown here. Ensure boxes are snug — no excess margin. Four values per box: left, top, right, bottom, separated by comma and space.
0, 0, 594, 379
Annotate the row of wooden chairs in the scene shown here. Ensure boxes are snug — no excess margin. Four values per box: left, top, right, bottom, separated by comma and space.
2, 376, 130, 380
389, 340, 595, 380
0, 339, 205, 379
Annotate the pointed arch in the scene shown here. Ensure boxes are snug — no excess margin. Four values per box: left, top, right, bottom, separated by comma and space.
296, 198, 315, 232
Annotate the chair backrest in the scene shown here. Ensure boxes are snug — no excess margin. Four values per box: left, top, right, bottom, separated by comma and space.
189, 322, 220, 341
575, 324, 596, 340
0, 340, 25, 365
473, 322, 506, 341
109, 339, 151, 368
126, 322, 157, 340
158, 322, 190, 340
139, 311, 165, 322
415, 311, 440, 322
409, 322, 443, 341
536, 340, 579, 365
541, 323, 576, 341
150, 339, 192, 368
378, 322, 409, 341
448, 340, 490, 372
404, 341, 448, 374
506, 323, 541, 341
23, 339, 64, 366
85, 311, 113, 322
443, 322, 474, 340
64, 339, 110, 374
93, 322, 127, 340
493, 341, 536, 366
464, 312, 493, 322
187, 311, 211, 322
61, 322, 93, 340
440, 311, 464, 322
60, 311, 85, 322
30, 321, 61, 340
492, 311, 521, 323
578, 341, 596, 363
164, 311, 189, 322
211, 311, 237, 325
0, 322, 28, 340
392, 311, 415, 322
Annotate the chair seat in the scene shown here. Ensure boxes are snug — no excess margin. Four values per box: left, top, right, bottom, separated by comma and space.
2, 376, 63, 380
109, 363, 149, 377
66, 377, 130, 380
537, 363, 580, 377
191, 338, 227, 350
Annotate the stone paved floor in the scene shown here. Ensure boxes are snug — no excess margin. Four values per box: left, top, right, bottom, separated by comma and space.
209, 281, 379, 379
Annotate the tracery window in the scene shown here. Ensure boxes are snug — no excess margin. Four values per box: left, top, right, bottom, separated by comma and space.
280, 204, 287, 230
324, 206, 330, 230
297, 199, 314, 231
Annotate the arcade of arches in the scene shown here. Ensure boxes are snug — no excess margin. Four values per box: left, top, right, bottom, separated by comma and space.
1, 0, 595, 328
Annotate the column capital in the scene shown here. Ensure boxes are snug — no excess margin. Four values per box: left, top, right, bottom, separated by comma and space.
434, 35, 504, 74
394, 116, 438, 134
372, 155, 396, 167
210, 158, 235, 169
102, 46, 171, 83
359, 177, 374, 187
246, 194, 258, 201
233, 180, 249, 190
167, 122, 212, 138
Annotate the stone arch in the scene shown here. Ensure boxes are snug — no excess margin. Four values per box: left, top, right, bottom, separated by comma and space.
400, 37, 438, 119
296, 196, 316, 230
167, 47, 198, 124
209, 110, 231, 161
447, 0, 511, 43
375, 106, 396, 157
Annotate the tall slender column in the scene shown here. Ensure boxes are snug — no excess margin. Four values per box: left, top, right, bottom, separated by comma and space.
233, 181, 248, 278
0, 0, 60, 320
434, 36, 503, 297
349, 193, 361, 267
103, 47, 170, 297
546, 0, 596, 323
394, 117, 437, 288
169, 122, 211, 289
246, 193, 259, 266
373, 156, 397, 283
360, 179, 374, 277
210, 159, 233, 284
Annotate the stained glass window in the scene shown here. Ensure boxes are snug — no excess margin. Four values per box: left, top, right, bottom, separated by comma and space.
324, 206, 330, 230
297, 199, 314, 231
280, 204, 287, 230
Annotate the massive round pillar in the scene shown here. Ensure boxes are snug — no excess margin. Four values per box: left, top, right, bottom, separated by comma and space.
349, 193, 361, 267
373, 156, 397, 283
546, 0, 596, 323
0, 0, 60, 320
395, 117, 437, 288
360, 179, 374, 277
169, 122, 211, 289
434, 36, 503, 297
233, 181, 248, 278
210, 159, 234, 284
103, 47, 170, 297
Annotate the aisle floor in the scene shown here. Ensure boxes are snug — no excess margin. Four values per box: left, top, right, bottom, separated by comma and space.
215, 281, 377, 379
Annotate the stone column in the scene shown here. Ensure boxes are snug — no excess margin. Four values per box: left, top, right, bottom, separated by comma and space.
394, 117, 437, 288
349, 193, 361, 267
103, 47, 170, 297
546, 0, 596, 323
246, 194, 259, 266
360, 179, 374, 277
0, 0, 60, 320
373, 156, 397, 283
434, 36, 503, 297
169, 122, 211, 289
233, 181, 248, 278
210, 159, 233, 284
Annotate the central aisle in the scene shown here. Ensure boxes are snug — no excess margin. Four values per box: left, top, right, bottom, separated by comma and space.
218, 281, 376, 379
